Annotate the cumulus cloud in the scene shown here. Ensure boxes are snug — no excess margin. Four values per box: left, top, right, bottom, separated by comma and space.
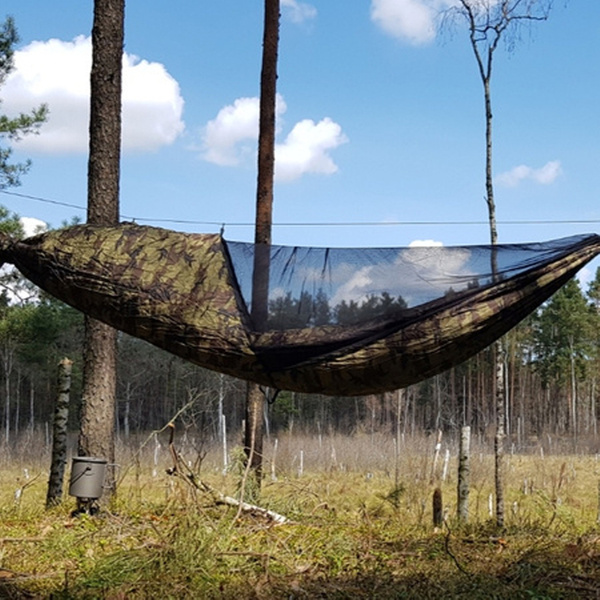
201, 96, 284, 166
3, 35, 184, 154
330, 244, 476, 308
200, 96, 347, 182
20, 216, 47, 237
281, 0, 317, 23
275, 118, 348, 182
496, 160, 562, 187
370, 0, 452, 45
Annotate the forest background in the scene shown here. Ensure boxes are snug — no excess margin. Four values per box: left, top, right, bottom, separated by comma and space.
2, 251, 600, 457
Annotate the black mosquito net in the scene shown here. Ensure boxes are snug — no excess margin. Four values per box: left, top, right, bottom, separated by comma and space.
225, 235, 594, 331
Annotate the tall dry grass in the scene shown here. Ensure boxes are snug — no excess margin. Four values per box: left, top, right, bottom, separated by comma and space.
2, 429, 600, 598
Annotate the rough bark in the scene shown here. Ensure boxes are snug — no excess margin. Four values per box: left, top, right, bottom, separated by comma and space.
87, 0, 123, 225
79, 317, 118, 458
244, 0, 280, 487
78, 0, 124, 494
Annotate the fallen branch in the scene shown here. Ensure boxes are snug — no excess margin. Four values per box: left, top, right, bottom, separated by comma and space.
166, 422, 289, 525
0, 537, 45, 543
212, 490, 288, 524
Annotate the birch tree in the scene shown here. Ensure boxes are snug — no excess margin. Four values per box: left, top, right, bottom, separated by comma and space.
451, 0, 552, 527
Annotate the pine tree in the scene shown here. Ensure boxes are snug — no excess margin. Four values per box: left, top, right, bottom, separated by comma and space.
533, 278, 594, 435
0, 16, 47, 190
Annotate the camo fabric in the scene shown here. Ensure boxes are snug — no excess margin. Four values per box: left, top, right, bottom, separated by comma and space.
1, 224, 599, 396
0, 225, 260, 381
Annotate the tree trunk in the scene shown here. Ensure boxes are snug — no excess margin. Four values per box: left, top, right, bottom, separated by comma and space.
78, 0, 124, 495
494, 340, 505, 527
458, 0, 553, 533
244, 381, 265, 481
569, 338, 577, 441
457, 425, 471, 522
483, 42, 506, 531
244, 0, 280, 488
46, 358, 72, 507
28, 382, 34, 435
2, 345, 14, 446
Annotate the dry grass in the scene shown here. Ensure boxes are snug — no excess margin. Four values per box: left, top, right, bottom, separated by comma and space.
2, 431, 600, 598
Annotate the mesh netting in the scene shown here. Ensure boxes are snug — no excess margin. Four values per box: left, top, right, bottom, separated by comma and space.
225, 236, 592, 330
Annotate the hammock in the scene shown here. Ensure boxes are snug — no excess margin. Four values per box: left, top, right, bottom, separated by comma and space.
1, 223, 599, 396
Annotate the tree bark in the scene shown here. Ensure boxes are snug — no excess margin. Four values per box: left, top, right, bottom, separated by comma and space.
244, 381, 265, 481
457, 425, 470, 522
78, 0, 124, 494
244, 0, 280, 488
46, 358, 72, 507
494, 341, 506, 527
87, 0, 122, 225
433, 487, 443, 528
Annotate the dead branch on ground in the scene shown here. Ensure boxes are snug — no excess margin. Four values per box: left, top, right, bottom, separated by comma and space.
166, 422, 289, 525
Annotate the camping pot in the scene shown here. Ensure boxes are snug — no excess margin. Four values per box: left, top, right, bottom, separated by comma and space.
68, 456, 107, 500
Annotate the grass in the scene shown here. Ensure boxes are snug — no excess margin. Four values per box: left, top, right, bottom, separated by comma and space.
2, 432, 600, 598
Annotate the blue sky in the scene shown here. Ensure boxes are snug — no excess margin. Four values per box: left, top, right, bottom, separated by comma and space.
1, 1, 599, 283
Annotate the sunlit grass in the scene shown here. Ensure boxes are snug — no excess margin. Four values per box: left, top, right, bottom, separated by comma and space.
2, 432, 600, 598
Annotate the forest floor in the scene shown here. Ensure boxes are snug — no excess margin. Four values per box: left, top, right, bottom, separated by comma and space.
2, 433, 600, 598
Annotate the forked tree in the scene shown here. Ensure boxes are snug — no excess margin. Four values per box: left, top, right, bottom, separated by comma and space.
451, 0, 553, 527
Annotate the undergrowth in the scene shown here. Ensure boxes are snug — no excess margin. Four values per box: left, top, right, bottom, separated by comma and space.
1, 436, 600, 598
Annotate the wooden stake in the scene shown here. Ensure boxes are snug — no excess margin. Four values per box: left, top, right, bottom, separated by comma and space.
433, 487, 443, 528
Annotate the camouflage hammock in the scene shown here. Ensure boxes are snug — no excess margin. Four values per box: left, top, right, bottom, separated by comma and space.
1, 224, 599, 396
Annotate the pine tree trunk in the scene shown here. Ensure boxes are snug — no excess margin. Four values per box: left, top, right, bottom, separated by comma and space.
244, 381, 265, 481
78, 0, 124, 494
244, 0, 280, 488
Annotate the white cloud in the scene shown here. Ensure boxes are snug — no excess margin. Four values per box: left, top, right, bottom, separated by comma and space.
330, 245, 475, 307
409, 239, 443, 247
577, 264, 593, 290
200, 96, 347, 182
20, 216, 47, 237
370, 0, 451, 45
496, 160, 562, 187
0, 217, 48, 304
3, 36, 184, 154
282, 0, 317, 23
275, 118, 348, 182
202, 97, 262, 166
